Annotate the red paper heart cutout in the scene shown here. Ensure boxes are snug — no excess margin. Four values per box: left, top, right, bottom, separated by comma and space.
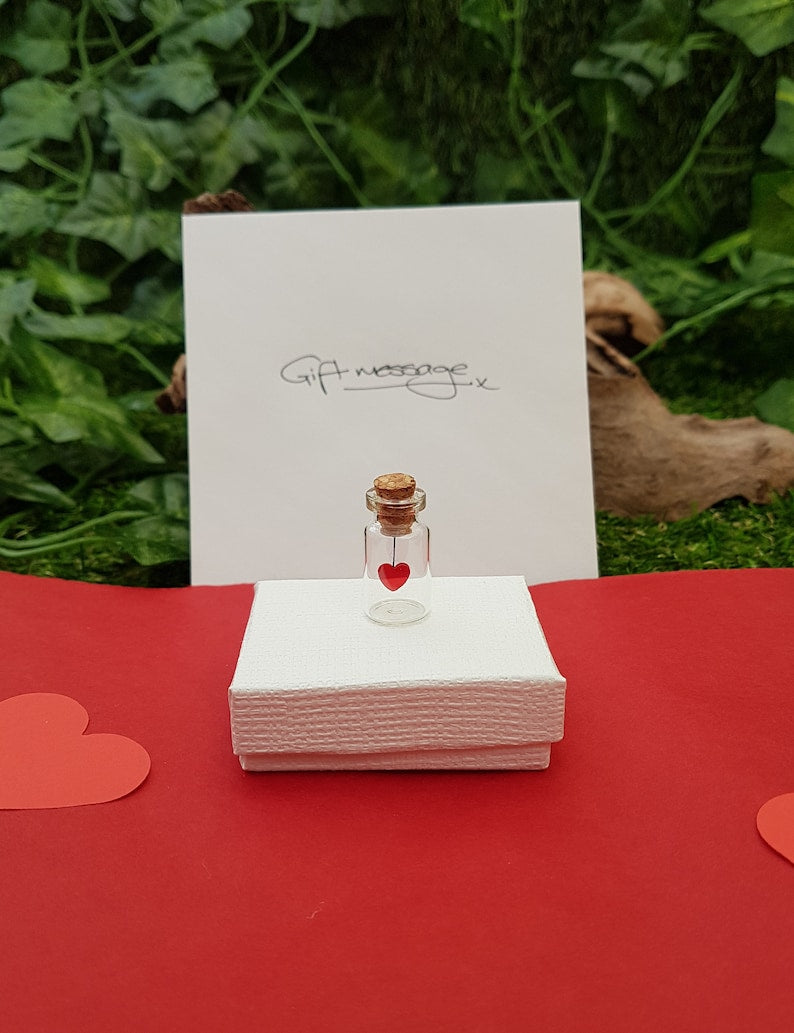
0, 693, 150, 809
757, 793, 794, 864
378, 562, 411, 591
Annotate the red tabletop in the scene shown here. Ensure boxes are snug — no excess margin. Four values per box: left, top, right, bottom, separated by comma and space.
1, 568, 793, 1032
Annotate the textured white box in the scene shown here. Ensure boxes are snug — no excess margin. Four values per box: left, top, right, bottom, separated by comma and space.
229, 576, 565, 771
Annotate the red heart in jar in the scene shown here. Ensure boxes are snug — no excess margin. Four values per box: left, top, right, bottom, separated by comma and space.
378, 562, 411, 591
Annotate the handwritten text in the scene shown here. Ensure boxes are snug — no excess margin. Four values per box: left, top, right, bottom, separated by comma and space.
279, 355, 499, 401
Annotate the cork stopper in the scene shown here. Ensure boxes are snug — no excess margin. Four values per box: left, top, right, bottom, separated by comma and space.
373, 472, 415, 501
366, 472, 425, 536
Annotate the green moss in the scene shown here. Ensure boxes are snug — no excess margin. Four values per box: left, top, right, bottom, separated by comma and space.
597, 493, 794, 577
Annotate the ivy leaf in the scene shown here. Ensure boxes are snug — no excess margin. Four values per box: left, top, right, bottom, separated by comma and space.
0, 415, 35, 446
58, 172, 179, 261
697, 229, 752, 263
0, 280, 36, 345
751, 171, 794, 256
628, 253, 729, 317
741, 250, 794, 287
459, 0, 511, 59
24, 255, 111, 306
0, 0, 72, 75
459, 0, 508, 37
0, 145, 30, 172
346, 123, 449, 204
123, 279, 184, 344
105, 0, 139, 20
756, 379, 794, 432
573, 0, 713, 97
127, 472, 189, 517
179, 0, 253, 47
77, 87, 103, 118
0, 448, 75, 508
141, 0, 187, 33
289, 0, 396, 28
599, 40, 690, 89
575, 80, 643, 141
105, 102, 194, 191
472, 152, 537, 203
157, 223, 182, 263
116, 514, 189, 564
117, 57, 218, 114
116, 474, 191, 564
699, 0, 794, 56
573, 34, 711, 98
264, 154, 341, 209
117, 389, 162, 411
190, 101, 267, 191
128, 320, 183, 346
22, 308, 134, 344
0, 184, 53, 238
572, 54, 657, 99
617, 0, 694, 42
0, 79, 79, 147
258, 122, 338, 207
155, 0, 254, 59
19, 395, 164, 463
126, 278, 184, 329
9, 324, 106, 397
762, 77, 794, 167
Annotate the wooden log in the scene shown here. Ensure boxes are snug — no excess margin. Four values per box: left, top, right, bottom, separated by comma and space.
585, 272, 794, 519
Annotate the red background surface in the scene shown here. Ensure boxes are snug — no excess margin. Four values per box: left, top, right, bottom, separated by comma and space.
2, 568, 793, 1032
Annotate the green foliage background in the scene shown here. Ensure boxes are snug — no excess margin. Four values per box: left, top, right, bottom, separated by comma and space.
1, 0, 793, 583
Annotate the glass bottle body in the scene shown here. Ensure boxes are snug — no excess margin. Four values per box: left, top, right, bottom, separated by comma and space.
363, 519, 431, 625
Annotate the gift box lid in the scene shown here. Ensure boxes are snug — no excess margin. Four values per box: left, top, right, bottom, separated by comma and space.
229, 576, 566, 758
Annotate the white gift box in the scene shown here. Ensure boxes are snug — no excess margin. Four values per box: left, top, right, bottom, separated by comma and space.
229, 576, 565, 771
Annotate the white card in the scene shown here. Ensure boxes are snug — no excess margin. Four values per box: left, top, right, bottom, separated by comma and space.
183, 202, 597, 585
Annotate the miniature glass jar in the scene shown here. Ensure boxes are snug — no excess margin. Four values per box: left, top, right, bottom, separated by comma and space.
363, 473, 431, 625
